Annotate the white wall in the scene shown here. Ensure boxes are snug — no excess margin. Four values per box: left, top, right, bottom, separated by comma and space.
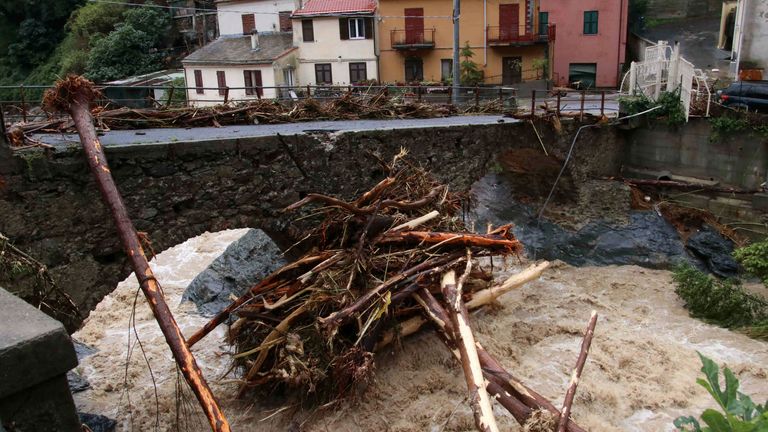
184, 64, 280, 106
217, 0, 296, 36
741, 0, 768, 68
293, 16, 378, 84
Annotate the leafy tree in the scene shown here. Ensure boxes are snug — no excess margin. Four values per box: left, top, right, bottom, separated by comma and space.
86, 24, 164, 82
67, 1, 125, 40
460, 41, 483, 86
121, 6, 171, 46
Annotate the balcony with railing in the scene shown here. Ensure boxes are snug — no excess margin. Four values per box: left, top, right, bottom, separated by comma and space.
486, 24, 555, 46
390, 28, 436, 50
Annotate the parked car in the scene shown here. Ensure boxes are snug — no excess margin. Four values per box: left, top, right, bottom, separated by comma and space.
717, 80, 768, 111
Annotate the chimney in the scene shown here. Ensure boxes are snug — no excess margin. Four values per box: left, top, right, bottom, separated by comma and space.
251, 31, 260, 51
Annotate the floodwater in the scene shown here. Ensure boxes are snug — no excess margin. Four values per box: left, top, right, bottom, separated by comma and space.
72, 229, 768, 431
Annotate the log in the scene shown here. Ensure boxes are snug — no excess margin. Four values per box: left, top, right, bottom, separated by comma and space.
43, 76, 231, 432
414, 288, 587, 432
617, 177, 761, 194
466, 261, 550, 309
441, 265, 500, 432
375, 225, 523, 255
557, 311, 598, 432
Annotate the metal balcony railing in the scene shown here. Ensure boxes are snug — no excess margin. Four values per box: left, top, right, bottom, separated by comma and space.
486, 24, 555, 45
390, 28, 436, 50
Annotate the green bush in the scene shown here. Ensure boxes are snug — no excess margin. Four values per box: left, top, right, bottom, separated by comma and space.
734, 240, 768, 286
674, 353, 768, 431
619, 89, 686, 126
672, 263, 768, 328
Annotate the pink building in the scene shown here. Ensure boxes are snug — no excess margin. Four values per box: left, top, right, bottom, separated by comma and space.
540, 0, 628, 88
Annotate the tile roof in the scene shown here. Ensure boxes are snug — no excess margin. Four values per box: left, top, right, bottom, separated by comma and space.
292, 0, 376, 17
182, 33, 295, 65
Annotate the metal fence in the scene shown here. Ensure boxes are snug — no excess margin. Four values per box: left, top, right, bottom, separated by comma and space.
0, 83, 619, 128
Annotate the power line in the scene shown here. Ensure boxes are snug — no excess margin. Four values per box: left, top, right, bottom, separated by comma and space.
86, 0, 453, 19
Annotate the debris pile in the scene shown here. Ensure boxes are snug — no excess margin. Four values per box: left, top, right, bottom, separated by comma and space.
7, 90, 468, 140
185, 153, 594, 432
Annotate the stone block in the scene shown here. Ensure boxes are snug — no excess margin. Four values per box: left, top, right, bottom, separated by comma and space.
753, 193, 768, 212
0, 287, 80, 432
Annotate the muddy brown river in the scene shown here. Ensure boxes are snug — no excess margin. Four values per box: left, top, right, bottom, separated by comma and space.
73, 229, 768, 431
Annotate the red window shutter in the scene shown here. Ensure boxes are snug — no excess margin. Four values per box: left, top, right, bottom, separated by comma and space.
252, 70, 263, 97
243, 70, 253, 95
217, 71, 226, 96
242, 14, 255, 34
194, 70, 203, 94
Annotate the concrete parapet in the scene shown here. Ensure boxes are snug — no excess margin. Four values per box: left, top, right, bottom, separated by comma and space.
0, 287, 80, 432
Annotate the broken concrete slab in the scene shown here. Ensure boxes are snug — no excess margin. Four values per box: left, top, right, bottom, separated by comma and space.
0, 287, 80, 432
182, 229, 286, 316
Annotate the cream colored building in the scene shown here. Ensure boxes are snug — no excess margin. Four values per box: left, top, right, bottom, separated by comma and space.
182, 33, 297, 106
216, 0, 298, 36
291, 0, 378, 85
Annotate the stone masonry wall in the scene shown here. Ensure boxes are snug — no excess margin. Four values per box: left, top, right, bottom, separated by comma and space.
0, 121, 622, 331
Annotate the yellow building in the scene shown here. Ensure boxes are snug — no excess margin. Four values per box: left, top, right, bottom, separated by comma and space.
377, 0, 552, 85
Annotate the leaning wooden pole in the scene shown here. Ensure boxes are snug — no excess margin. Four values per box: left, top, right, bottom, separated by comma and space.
557, 310, 598, 432
43, 76, 231, 432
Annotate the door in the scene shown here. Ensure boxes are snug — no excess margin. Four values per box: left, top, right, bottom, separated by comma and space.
404, 57, 424, 82
499, 4, 519, 41
405, 8, 424, 44
502, 57, 522, 85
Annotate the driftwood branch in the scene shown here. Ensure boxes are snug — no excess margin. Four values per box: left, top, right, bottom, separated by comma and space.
43, 76, 231, 432
441, 262, 500, 432
557, 310, 598, 432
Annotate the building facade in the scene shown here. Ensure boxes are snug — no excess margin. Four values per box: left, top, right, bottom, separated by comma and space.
721, 0, 768, 79
182, 33, 297, 106
291, 0, 378, 85
378, 0, 552, 85
216, 0, 297, 36
540, 0, 628, 88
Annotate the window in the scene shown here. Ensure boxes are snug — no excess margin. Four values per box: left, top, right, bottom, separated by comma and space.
243, 70, 263, 97
539, 12, 549, 35
216, 70, 227, 96
302, 19, 314, 42
315, 63, 332, 84
279, 11, 292, 32
349, 18, 365, 39
441, 59, 453, 82
568, 63, 597, 89
340, 18, 373, 40
349, 62, 367, 83
404, 57, 423, 82
242, 14, 255, 34
194, 70, 204, 94
583, 11, 598, 34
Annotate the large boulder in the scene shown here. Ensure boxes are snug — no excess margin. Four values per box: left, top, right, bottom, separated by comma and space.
686, 224, 740, 278
182, 229, 286, 316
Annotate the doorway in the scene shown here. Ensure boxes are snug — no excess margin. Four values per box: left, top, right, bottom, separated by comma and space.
502, 56, 522, 85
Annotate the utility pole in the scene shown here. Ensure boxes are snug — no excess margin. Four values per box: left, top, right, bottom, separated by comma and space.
452, 0, 460, 105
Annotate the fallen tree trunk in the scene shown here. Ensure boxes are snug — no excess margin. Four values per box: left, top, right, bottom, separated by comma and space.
557, 311, 598, 432
615, 177, 761, 194
43, 76, 231, 432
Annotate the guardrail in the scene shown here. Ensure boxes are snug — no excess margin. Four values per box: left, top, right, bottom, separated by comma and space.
0, 83, 620, 128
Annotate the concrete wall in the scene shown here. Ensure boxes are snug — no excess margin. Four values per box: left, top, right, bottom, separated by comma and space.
645, 0, 722, 19
378, 0, 548, 84
624, 118, 768, 189
540, 0, 628, 88
293, 16, 378, 85
0, 120, 621, 331
739, 0, 768, 69
217, 0, 297, 36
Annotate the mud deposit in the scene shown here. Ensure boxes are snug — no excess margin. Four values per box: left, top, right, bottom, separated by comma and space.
73, 230, 768, 431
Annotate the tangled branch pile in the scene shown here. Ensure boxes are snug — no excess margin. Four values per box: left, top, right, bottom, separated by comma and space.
0, 232, 81, 330
187, 154, 591, 431
9, 90, 463, 138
